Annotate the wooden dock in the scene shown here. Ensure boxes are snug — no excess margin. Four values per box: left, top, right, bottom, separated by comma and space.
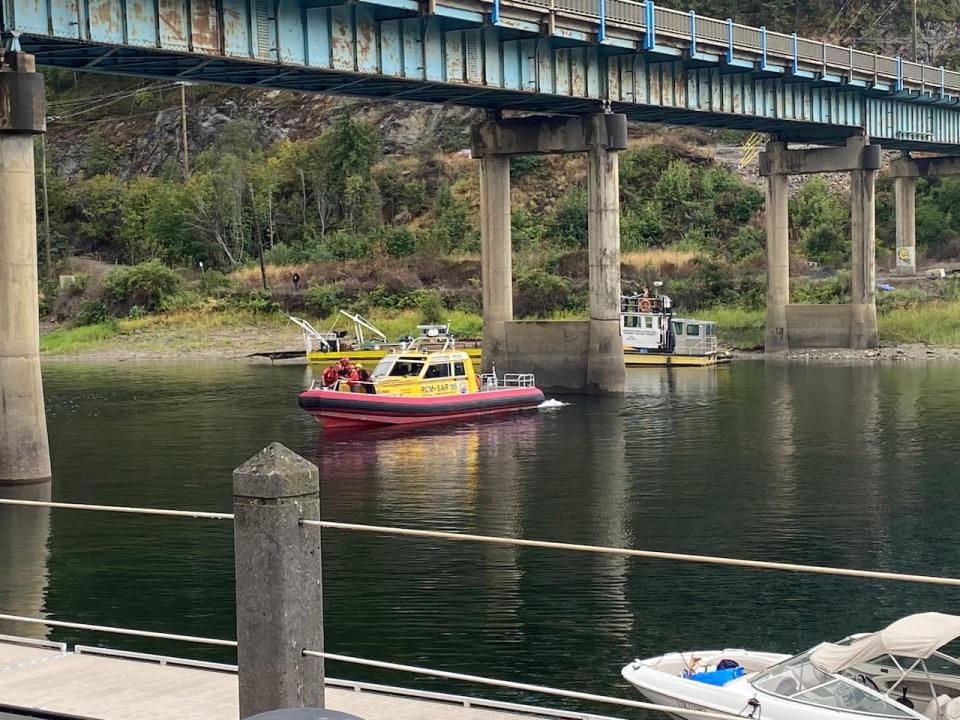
0, 638, 617, 720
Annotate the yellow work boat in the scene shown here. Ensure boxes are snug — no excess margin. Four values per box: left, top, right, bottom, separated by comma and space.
293, 288, 730, 370
290, 312, 482, 370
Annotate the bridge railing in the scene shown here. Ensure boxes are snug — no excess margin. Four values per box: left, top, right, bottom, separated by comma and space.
503, 0, 960, 94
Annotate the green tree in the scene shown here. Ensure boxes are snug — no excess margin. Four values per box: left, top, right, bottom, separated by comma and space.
81, 131, 118, 177
547, 187, 588, 248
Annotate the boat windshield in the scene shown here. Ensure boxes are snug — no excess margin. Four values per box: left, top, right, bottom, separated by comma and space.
752, 651, 914, 718
371, 358, 394, 380
389, 360, 425, 378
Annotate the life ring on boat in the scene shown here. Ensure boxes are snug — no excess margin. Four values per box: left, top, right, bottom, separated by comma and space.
639, 298, 652, 312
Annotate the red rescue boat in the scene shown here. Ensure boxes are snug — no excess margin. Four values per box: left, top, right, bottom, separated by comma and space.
299, 341, 545, 429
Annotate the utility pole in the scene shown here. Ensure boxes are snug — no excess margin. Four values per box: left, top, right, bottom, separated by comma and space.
179, 82, 190, 179
40, 135, 52, 282
912, 0, 918, 62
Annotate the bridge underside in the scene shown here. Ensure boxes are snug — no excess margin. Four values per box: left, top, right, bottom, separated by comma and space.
9, 35, 953, 152
6, 0, 960, 150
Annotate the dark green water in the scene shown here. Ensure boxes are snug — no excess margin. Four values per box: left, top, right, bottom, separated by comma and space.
2, 360, 960, 713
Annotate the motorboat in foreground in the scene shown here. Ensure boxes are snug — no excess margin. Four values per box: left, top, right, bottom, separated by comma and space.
298, 334, 544, 429
622, 613, 960, 720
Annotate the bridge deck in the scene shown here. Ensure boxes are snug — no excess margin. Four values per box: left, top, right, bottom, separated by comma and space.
6, 0, 960, 148
0, 640, 615, 720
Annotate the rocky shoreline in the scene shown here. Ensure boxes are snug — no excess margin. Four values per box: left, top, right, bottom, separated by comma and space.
735, 343, 960, 363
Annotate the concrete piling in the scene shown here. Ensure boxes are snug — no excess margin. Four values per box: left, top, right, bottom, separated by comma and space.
585, 114, 625, 394
763, 143, 790, 353
478, 154, 512, 373
894, 176, 917, 275
850, 167, 879, 349
233, 443, 324, 718
0, 52, 51, 485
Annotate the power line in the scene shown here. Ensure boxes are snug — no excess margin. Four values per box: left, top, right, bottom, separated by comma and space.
826, 0, 856, 33
860, 0, 902, 39
839, 0, 878, 40
48, 84, 180, 122
47, 81, 178, 108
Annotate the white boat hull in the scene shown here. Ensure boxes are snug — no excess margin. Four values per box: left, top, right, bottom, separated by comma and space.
621, 650, 933, 720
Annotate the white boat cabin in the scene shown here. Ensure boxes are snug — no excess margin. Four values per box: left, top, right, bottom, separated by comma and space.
620, 294, 718, 357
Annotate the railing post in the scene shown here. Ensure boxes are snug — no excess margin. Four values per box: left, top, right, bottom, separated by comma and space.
491, 0, 500, 25
689, 10, 696, 56
726, 18, 734, 64
643, 0, 655, 50
598, 0, 606, 43
233, 443, 324, 719
896, 55, 903, 92
759, 25, 767, 69
791, 32, 798, 74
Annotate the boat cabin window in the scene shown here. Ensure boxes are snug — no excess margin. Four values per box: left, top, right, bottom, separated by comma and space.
425, 363, 453, 379
624, 316, 640, 328
673, 321, 683, 336
644, 316, 655, 329
686, 324, 701, 336
454, 362, 466, 376
390, 360, 424, 377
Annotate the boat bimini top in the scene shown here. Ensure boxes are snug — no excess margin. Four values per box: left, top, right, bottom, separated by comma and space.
811, 613, 960, 674
750, 613, 960, 720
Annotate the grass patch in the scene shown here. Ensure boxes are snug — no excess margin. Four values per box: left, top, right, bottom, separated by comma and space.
879, 302, 960, 345
41, 323, 118, 354
693, 306, 764, 349
622, 248, 700, 271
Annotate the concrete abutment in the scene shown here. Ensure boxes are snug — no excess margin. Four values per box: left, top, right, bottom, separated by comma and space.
0, 53, 51, 485
472, 113, 627, 394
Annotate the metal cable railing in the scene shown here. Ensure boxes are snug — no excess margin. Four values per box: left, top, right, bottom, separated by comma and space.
0, 610, 751, 720
0, 611, 743, 720
0, 613, 237, 646
2, 498, 960, 587
304, 651, 747, 720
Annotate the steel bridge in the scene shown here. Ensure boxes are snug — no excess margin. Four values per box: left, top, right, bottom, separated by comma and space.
4, 0, 960, 149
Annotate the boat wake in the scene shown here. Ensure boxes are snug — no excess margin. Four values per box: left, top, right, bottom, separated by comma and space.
538, 399, 569, 409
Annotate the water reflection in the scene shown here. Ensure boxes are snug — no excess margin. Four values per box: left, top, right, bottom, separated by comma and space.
0, 482, 51, 639
29, 360, 960, 706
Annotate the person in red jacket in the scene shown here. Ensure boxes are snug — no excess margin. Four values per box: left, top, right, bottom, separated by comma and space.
322, 364, 339, 388
347, 365, 361, 392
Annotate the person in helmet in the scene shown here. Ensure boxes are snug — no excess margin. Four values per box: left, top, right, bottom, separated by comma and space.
355, 362, 374, 394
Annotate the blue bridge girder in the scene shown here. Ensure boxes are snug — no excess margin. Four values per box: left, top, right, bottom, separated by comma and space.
4, 0, 960, 151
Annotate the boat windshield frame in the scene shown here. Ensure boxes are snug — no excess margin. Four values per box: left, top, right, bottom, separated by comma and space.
750, 643, 960, 719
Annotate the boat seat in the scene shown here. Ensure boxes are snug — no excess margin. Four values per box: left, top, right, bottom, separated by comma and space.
922, 695, 953, 720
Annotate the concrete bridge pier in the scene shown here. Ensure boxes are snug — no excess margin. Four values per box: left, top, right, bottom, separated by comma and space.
889, 154, 960, 276
894, 173, 917, 275
0, 52, 51, 484
585, 114, 625, 394
850, 165, 878, 349
759, 136, 881, 351
471, 113, 627, 394
478, 153, 512, 372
